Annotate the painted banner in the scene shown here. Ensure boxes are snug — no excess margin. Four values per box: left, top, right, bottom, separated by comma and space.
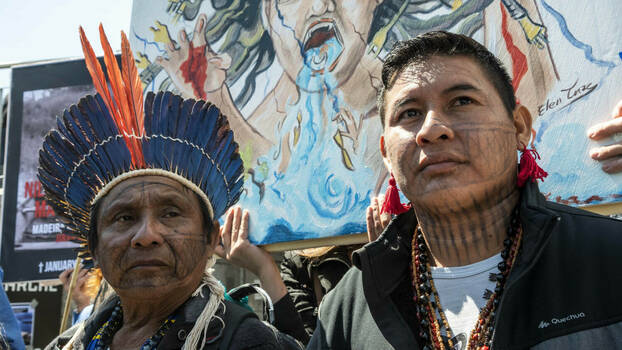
129, 0, 622, 245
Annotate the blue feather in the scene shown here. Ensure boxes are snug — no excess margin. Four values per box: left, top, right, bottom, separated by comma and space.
38, 88, 245, 247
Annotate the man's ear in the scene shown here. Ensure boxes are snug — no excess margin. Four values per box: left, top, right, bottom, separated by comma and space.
208, 221, 220, 250
513, 105, 533, 148
380, 135, 392, 173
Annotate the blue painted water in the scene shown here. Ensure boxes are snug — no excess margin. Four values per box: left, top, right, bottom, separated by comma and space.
238, 36, 373, 244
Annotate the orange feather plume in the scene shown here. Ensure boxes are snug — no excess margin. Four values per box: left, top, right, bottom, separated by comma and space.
79, 26, 113, 115
79, 24, 145, 168
121, 31, 144, 133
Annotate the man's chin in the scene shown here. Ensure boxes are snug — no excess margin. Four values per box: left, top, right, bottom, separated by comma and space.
411, 182, 478, 206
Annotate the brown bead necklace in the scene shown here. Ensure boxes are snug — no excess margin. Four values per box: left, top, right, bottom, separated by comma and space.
411, 209, 523, 350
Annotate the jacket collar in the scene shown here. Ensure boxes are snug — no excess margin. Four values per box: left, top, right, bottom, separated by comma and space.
352, 205, 416, 296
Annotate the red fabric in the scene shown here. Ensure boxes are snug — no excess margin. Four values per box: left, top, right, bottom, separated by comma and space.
180, 42, 208, 99
381, 174, 410, 215
517, 147, 548, 187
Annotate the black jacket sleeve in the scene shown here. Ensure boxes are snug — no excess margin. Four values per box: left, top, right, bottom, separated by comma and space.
273, 292, 310, 344
279, 252, 318, 339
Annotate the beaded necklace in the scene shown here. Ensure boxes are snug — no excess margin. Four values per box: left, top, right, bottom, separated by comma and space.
87, 301, 177, 350
411, 209, 523, 350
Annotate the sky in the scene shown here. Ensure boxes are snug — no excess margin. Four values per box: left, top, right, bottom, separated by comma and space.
0, 0, 132, 89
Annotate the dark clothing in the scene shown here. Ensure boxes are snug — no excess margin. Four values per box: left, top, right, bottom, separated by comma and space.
0, 268, 26, 350
273, 292, 310, 344
46, 286, 302, 350
309, 182, 622, 349
279, 247, 353, 341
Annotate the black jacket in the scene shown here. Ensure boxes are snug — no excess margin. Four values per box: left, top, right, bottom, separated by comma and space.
308, 182, 622, 349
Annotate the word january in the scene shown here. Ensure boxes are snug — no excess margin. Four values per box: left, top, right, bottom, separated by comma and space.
537, 80, 597, 116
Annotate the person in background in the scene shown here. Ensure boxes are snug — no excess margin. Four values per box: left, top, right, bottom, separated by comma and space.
58, 267, 102, 324
0, 267, 26, 350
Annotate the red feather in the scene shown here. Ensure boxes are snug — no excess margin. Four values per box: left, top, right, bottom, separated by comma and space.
80, 24, 145, 167
121, 31, 144, 135
79, 26, 113, 116
99, 24, 131, 131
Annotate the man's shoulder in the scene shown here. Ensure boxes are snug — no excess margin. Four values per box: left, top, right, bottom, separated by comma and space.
319, 267, 365, 316
537, 201, 622, 266
323, 267, 363, 296
545, 200, 622, 223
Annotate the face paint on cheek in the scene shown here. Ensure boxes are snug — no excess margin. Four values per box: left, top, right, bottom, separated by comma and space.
460, 127, 517, 181
166, 231, 209, 278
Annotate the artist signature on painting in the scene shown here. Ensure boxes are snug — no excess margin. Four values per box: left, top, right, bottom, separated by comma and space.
537, 80, 597, 116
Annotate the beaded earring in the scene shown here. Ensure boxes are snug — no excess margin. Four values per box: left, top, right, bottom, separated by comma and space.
517, 142, 548, 187
381, 173, 411, 215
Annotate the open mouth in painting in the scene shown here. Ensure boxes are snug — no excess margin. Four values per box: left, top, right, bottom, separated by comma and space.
302, 19, 344, 72
303, 19, 343, 52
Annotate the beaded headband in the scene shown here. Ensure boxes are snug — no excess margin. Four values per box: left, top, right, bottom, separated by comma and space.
37, 25, 244, 257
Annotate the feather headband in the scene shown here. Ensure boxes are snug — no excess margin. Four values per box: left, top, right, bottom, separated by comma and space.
37, 25, 244, 256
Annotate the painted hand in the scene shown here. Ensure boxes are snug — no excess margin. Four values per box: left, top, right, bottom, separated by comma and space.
366, 195, 391, 242
588, 100, 622, 174
155, 14, 231, 99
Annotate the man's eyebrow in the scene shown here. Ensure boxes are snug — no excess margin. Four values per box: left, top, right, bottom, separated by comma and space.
442, 83, 481, 95
391, 96, 419, 118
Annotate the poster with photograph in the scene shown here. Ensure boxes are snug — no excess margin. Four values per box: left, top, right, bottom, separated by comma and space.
14, 86, 93, 251
129, 0, 622, 246
1, 59, 98, 281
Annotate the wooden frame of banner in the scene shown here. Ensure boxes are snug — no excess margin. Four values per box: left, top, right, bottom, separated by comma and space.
263, 233, 368, 252
584, 202, 622, 216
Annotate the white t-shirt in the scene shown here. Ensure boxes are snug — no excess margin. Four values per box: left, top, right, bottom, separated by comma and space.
430, 253, 501, 349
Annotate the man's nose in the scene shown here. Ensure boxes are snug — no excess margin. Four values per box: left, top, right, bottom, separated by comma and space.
131, 215, 165, 248
415, 110, 455, 146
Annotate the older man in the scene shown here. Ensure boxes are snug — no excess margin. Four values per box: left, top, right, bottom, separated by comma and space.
309, 31, 622, 349
43, 26, 300, 350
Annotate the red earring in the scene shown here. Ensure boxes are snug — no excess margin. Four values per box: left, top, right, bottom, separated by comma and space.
517, 142, 548, 187
381, 173, 411, 215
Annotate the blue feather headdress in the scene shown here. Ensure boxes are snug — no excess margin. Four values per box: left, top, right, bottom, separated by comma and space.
37, 25, 244, 257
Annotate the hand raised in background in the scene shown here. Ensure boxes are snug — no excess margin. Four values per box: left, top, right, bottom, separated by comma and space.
215, 206, 287, 303
366, 195, 391, 242
588, 100, 622, 174
59, 267, 91, 313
